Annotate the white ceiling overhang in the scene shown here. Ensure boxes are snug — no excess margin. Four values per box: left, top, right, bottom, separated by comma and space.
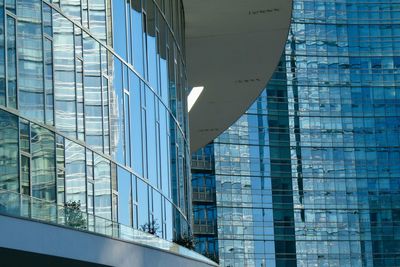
183, 0, 293, 152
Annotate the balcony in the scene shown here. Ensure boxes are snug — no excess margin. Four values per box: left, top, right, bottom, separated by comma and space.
192, 188, 216, 203
191, 155, 214, 171
191, 160, 212, 170
193, 223, 216, 235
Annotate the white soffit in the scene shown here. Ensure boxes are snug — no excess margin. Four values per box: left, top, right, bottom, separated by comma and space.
184, 0, 293, 152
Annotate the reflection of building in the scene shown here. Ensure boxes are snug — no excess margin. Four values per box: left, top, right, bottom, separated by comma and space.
193, 0, 400, 266
0, 0, 212, 266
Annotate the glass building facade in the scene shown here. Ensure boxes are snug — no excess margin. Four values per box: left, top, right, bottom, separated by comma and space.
0, 0, 192, 242
191, 144, 219, 262
193, 0, 400, 266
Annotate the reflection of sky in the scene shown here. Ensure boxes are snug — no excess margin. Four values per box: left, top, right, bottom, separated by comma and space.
107, 0, 190, 236
112, 0, 127, 59
0, 0, 190, 242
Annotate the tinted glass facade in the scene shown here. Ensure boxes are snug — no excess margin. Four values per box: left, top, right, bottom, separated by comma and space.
212, 95, 277, 267
193, 0, 400, 266
191, 145, 219, 262
0, 0, 191, 242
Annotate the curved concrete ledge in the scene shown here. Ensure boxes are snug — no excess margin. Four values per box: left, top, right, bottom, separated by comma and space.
184, 0, 293, 151
0, 215, 216, 267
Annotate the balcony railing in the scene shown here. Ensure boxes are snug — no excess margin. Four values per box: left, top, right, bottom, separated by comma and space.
0, 188, 217, 266
192, 189, 216, 202
193, 223, 216, 235
191, 158, 213, 170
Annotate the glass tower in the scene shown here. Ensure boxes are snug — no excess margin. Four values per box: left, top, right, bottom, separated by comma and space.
192, 0, 400, 266
191, 144, 219, 262
0, 0, 192, 244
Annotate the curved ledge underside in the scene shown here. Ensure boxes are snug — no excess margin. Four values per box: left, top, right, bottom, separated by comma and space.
184, 0, 293, 151
0, 215, 216, 267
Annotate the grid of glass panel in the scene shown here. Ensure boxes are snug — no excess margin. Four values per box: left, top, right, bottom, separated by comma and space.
284, 1, 400, 266
194, 0, 400, 266
191, 145, 219, 262
0, 0, 191, 242
213, 96, 276, 267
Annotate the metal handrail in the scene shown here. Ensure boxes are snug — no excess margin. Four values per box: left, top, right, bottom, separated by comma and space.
192, 190, 216, 202
193, 223, 216, 235
0, 188, 217, 266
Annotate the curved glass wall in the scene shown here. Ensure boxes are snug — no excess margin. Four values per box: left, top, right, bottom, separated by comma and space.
194, 0, 400, 266
0, 0, 191, 242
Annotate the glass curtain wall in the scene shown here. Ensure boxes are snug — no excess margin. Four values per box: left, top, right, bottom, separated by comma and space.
0, 0, 191, 242
193, 0, 400, 266
282, 1, 400, 266
191, 145, 219, 262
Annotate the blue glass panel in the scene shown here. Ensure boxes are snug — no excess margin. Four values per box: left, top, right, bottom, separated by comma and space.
118, 167, 131, 226
0, 0, 5, 106
137, 178, 149, 228
110, 57, 125, 163
0, 110, 18, 191
65, 140, 86, 209
131, 0, 144, 75
31, 124, 56, 201
146, 86, 157, 186
112, 0, 127, 59
53, 12, 75, 137
17, 0, 44, 122
6, 15, 17, 109
94, 154, 111, 219
130, 72, 143, 176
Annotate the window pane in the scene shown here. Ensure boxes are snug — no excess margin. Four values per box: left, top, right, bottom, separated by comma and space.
65, 140, 86, 209
137, 179, 149, 228
0, 110, 18, 191
44, 37, 54, 125
117, 167, 131, 226
0, 0, 5, 106
21, 155, 30, 195
31, 124, 56, 201
94, 154, 111, 219
17, 0, 44, 122
53, 12, 75, 137
7, 16, 17, 109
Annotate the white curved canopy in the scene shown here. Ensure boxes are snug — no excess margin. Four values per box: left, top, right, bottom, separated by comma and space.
184, 0, 293, 151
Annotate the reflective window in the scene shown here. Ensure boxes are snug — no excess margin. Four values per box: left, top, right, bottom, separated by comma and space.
6, 15, 17, 109
65, 140, 86, 209
110, 57, 125, 162
17, 0, 43, 122
89, 0, 106, 41
56, 135, 65, 204
94, 154, 111, 219
0, 0, 190, 246
53, 13, 75, 137
44, 38, 54, 125
112, 0, 127, 59
0, 0, 5, 106
131, 0, 144, 75
118, 167, 131, 226
0, 110, 18, 191
137, 178, 149, 228
31, 124, 56, 201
